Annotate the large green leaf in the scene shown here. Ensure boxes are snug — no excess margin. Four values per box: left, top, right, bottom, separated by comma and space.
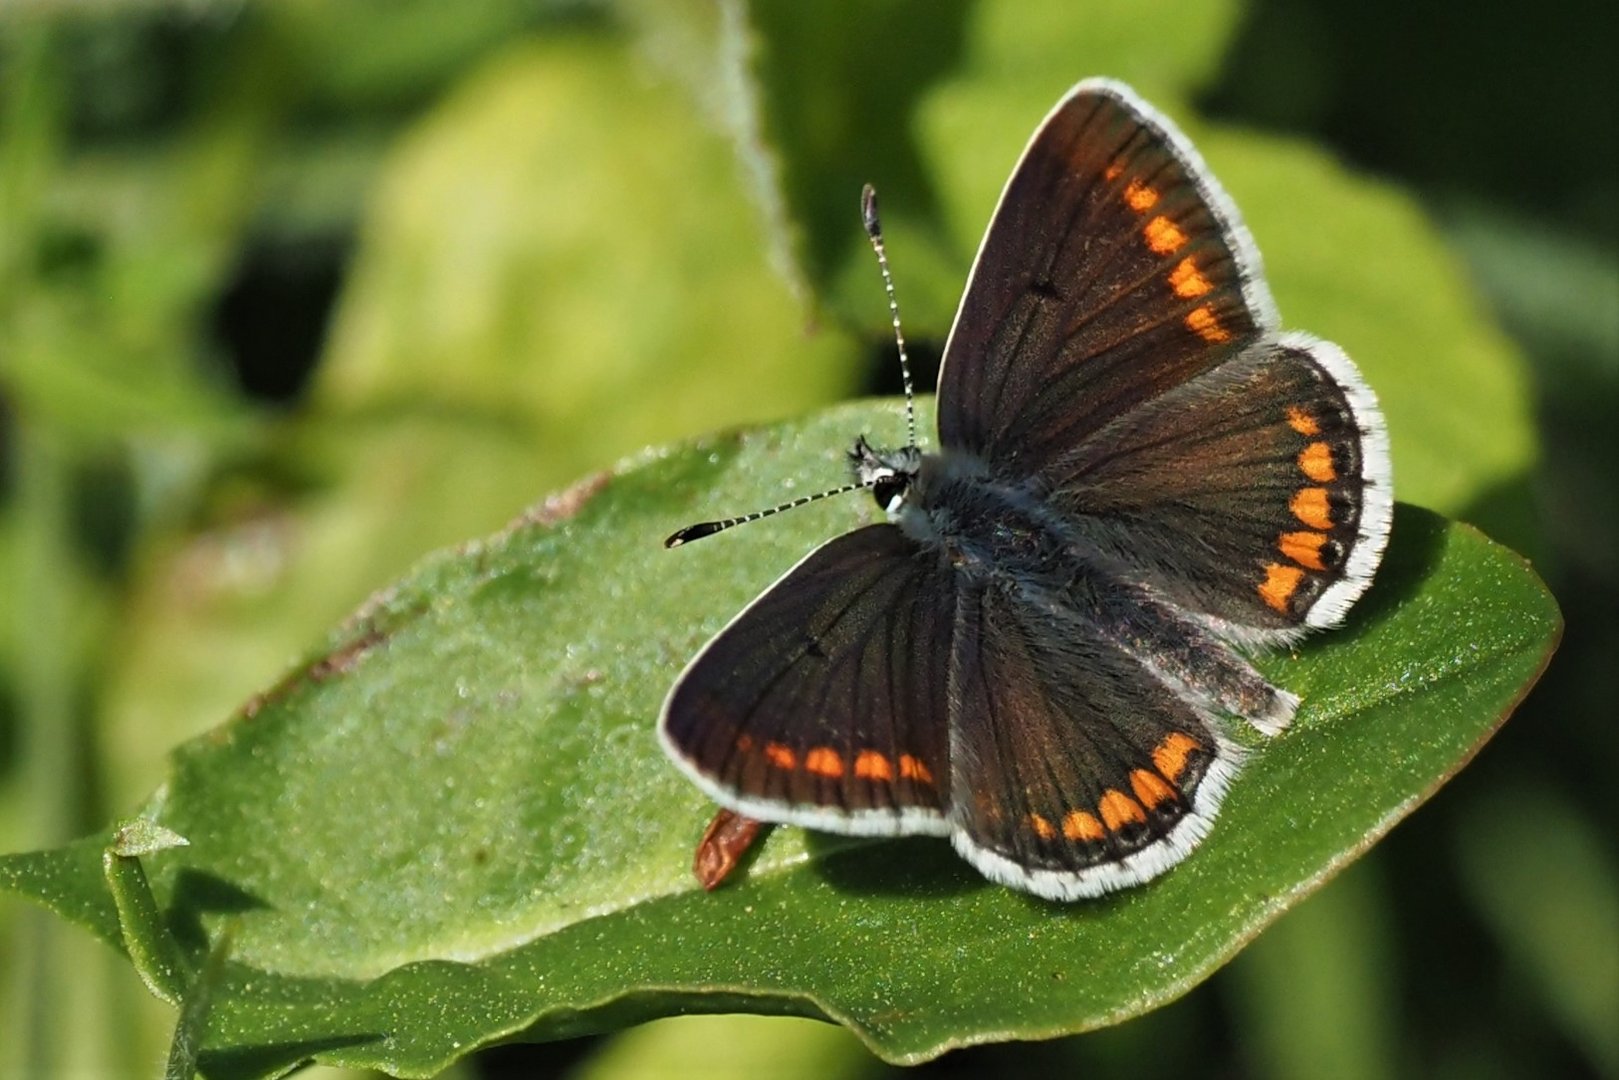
0, 401, 1559, 1077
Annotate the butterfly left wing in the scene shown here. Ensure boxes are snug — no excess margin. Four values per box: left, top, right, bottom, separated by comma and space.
660, 524, 957, 835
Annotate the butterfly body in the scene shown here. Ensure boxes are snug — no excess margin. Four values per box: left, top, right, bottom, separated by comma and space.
662, 79, 1391, 899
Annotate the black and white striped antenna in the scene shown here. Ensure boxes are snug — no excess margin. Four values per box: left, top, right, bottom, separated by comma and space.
665, 183, 918, 548
860, 183, 918, 451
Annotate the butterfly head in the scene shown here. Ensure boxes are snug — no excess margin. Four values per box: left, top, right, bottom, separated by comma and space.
849, 435, 921, 515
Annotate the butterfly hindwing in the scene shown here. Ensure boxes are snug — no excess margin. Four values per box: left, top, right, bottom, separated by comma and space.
1048, 333, 1392, 638
659, 524, 955, 835
945, 580, 1241, 899
937, 78, 1274, 482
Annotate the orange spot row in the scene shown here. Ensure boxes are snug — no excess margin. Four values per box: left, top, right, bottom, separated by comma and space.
1026, 736, 1207, 844
1169, 256, 1213, 299
1280, 529, 1329, 571
1259, 562, 1306, 613
1290, 487, 1333, 531
805, 747, 842, 777
747, 737, 937, 787
1064, 810, 1106, 842
1130, 768, 1177, 810
1185, 304, 1231, 343
854, 749, 892, 781
1028, 791, 1150, 844
899, 754, 935, 785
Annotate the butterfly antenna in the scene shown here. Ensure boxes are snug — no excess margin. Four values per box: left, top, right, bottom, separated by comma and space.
861, 184, 918, 450
668, 187, 911, 550
665, 479, 868, 547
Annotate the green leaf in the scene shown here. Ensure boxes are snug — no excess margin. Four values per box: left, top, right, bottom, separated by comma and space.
165, 922, 236, 1080
105, 837, 191, 1004
0, 401, 1560, 1077
726, 0, 1254, 330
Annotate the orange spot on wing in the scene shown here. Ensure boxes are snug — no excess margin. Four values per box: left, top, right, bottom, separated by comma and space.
804, 747, 843, 777
764, 743, 797, 770
1098, 789, 1148, 831
735, 734, 754, 752
1104, 161, 1125, 181
899, 754, 935, 785
1029, 813, 1056, 840
1286, 406, 1321, 436
1153, 732, 1201, 782
1259, 562, 1306, 613
1063, 810, 1106, 842
1144, 215, 1187, 254
853, 750, 893, 781
1185, 304, 1232, 343
1290, 487, 1334, 530
1298, 441, 1337, 482
1280, 530, 1329, 571
1130, 768, 1178, 810
1169, 257, 1213, 298
1124, 179, 1159, 211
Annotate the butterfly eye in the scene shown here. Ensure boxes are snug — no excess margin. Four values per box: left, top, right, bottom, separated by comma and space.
873, 476, 908, 513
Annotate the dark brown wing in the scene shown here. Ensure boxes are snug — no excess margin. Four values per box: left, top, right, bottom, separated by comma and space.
937, 79, 1274, 485
1052, 335, 1392, 639
945, 580, 1243, 899
659, 525, 958, 835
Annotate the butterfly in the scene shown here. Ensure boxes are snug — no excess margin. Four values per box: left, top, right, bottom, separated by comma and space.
659, 78, 1392, 900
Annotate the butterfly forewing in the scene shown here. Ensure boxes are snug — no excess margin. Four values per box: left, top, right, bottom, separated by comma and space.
659, 524, 955, 835
938, 80, 1274, 482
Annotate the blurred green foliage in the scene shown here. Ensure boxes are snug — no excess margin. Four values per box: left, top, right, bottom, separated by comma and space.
0, 1, 1611, 1078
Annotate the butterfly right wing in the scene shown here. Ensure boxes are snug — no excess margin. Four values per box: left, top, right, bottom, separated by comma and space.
936, 79, 1274, 480
659, 524, 957, 836
1048, 335, 1391, 642
934, 79, 1389, 644
946, 579, 1243, 899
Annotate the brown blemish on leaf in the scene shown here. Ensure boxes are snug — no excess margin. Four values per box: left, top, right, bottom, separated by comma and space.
505, 471, 612, 534
308, 624, 387, 681
241, 623, 389, 720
